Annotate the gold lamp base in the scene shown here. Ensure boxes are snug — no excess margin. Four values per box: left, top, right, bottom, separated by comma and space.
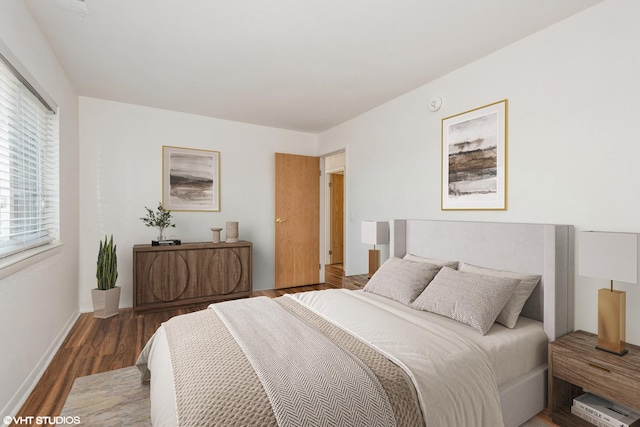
597, 288, 628, 356
368, 249, 380, 278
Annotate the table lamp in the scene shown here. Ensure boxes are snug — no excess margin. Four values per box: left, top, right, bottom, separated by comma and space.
578, 231, 639, 356
361, 221, 389, 278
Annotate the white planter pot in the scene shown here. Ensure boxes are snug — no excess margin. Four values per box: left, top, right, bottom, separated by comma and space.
92, 286, 121, 318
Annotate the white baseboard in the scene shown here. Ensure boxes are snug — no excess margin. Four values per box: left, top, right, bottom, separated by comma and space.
1, 309, 79, 427
79, 303, 132, 314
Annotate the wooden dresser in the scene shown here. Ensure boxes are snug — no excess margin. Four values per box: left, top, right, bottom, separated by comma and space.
133, 241, 252, 311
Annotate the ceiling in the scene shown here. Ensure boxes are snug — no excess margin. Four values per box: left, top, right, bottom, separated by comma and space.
25, 0, 602, 133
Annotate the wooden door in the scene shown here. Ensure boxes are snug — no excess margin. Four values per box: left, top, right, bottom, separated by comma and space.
275, 153, 320, 289
330, 173, 344, 264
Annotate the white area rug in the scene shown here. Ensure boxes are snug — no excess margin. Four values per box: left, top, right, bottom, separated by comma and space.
60, 367, 150, 426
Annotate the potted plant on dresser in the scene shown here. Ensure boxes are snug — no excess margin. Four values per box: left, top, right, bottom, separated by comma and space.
92, 234, 120, 318
140, 202, 176, 243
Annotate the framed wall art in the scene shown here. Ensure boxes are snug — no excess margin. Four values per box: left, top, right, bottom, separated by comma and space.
162, 145, 220, 212
441, 99, 507, 210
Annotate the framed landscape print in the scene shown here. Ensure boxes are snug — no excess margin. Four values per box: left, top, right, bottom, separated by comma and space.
441, 99, 507, 210
162, 146, 220, 211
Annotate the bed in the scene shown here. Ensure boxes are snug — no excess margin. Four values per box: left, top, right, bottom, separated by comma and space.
137, 219, 574, 427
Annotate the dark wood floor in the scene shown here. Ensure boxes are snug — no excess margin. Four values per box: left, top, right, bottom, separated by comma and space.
11, 283, 337, 426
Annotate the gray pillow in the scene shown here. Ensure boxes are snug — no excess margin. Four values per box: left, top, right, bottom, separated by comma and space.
411, 267, 518, 335
403, 253, 459, 269
458, 263, 541, 329
364, 257, 442, 305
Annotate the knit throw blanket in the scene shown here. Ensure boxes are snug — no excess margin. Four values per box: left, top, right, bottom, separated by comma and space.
140, 296, 424, 427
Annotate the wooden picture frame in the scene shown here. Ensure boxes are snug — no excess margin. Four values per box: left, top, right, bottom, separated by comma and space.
441, 99, 507, 210
162, 145, 220, 212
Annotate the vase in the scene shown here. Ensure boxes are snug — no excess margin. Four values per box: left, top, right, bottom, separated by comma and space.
157, 228, 165, 241
225, 222, 239, 243
91, 287, 121, 318
211, 227, 222, 243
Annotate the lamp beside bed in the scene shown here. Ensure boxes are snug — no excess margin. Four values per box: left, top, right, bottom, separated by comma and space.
578, 231, 639, 356
361, 220, 389, 278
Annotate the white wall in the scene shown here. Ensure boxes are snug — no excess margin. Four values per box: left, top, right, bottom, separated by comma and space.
78, 97, 317, 311
318, 0, 640, 345
3, 2, 637, 418
0, 0, 80, 419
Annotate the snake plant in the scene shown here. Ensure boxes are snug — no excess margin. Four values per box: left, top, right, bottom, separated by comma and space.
96, 234, 118, 290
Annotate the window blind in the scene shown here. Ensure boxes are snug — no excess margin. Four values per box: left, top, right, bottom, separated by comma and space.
0, 54, 59, 259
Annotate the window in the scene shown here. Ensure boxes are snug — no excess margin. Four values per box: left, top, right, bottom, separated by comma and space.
0, 50, 59, 259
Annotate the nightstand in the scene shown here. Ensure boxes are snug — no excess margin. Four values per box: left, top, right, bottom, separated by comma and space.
342, 274, 369, 290
548, 330, 640, 426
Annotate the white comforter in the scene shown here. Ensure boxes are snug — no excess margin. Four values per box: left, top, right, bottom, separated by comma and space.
145, 289, 548, 427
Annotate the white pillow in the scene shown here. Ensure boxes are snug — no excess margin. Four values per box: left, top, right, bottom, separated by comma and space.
364, 257, 442, 305
458, 263, 541, 328
403, 253, 459, 269
411, 267, 518, 335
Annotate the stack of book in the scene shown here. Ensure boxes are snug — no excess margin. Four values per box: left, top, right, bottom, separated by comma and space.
151, 239, 181, 246
572, 393, 640, 427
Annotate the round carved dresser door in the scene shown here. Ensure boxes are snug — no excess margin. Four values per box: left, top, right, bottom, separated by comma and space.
148, 252, 189, 301
209, 250, 242, 295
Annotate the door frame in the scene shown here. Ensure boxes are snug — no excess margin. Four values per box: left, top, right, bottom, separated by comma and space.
328, 172, 344, 265
319, 150, 346, 284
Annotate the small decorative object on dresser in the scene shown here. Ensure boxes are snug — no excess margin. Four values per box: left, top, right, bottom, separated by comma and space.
342, 274, 368, 290
140, 202, 176, 243
225, 221, 239, 243
548, 330, 640, 427
92, 234, 120, 318
211, 227, 222, 243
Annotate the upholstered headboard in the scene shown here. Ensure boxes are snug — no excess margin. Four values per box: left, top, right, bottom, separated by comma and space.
390, 220, 574, 341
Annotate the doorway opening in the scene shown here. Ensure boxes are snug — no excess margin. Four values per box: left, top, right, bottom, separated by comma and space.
323, 151, 345, 288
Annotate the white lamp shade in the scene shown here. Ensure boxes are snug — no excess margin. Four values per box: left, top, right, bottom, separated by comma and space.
579, 231, 639, 284
361, 221, 389, 246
